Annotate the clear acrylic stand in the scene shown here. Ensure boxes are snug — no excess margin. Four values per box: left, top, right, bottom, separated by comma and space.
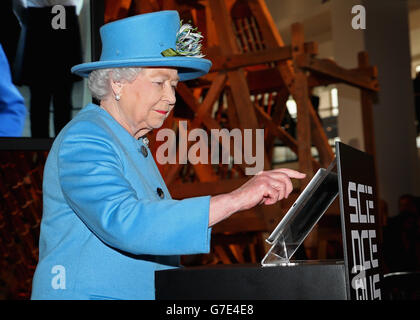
261, 160, 338, 267
261, 234, 295, 266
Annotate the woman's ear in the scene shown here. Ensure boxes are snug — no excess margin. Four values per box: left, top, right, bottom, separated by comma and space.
110, 79, 123, 98
108, 70, 124, 100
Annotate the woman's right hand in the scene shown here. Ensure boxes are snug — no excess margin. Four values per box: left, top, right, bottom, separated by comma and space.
209, 168, 306, 226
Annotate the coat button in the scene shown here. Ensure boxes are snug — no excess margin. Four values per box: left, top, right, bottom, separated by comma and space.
157, 187, 164, 199
140, 146, 148, 157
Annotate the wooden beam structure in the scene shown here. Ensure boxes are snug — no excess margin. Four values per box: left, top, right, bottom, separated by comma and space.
295, 54, 379, 92
211, 42, 318, 72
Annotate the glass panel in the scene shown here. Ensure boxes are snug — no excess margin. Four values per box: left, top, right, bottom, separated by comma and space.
262, 161, 339, 266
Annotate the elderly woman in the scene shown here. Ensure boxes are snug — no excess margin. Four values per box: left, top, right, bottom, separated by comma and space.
31, 11, 305, 300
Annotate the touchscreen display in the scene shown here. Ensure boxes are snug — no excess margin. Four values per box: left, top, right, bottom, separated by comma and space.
264, 167, 339, 262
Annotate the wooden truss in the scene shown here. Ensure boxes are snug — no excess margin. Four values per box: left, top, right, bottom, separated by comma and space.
104, 0, 379, 263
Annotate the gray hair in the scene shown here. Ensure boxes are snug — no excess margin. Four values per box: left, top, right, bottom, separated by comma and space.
88, 67, 143, 100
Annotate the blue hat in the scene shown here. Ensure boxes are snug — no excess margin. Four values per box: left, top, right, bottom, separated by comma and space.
71, 11, 212, 81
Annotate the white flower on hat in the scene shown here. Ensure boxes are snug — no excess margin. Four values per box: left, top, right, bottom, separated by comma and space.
161, 20, 205, 58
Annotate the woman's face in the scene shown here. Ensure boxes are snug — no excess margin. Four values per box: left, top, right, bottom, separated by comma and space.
112, 67, 179, 138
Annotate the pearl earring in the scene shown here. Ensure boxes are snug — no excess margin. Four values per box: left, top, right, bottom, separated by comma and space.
115, 94, 121, 101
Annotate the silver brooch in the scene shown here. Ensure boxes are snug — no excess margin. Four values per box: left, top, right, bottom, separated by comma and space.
142, 137, 149, 147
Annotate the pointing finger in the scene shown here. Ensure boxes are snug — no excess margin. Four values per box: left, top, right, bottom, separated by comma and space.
271, 168, 306, 179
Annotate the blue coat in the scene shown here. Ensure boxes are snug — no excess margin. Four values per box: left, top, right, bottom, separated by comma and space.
0, 44, 26, 136
31, 103, 211, 300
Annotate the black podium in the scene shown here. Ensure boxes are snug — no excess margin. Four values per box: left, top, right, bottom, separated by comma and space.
155, 261, 347, 300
